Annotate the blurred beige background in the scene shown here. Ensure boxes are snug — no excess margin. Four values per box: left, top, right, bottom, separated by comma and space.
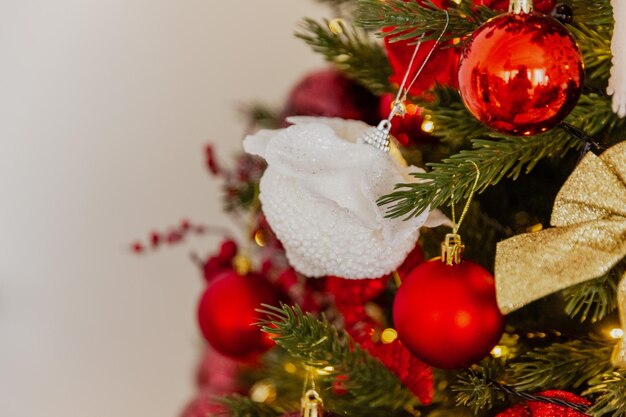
0, 1, 326, 416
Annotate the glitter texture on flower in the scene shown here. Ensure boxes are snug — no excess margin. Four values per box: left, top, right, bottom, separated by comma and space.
244, 117, 441, 279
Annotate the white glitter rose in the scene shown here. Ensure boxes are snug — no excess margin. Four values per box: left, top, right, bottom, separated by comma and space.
243, 117, 446, 279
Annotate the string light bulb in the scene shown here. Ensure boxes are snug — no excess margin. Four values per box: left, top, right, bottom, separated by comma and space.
610, 328, 624, 339
381, 328, 398, 344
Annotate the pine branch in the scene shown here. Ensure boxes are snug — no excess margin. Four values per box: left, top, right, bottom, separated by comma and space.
416, 87, 492, 147
569, 23, 613, 83
218, 394, 285, 417
355, 0, 496, 42
563, 263, 624, 323
585, 370, 626, 417
508, 339, 614, 392
296, 18, 393, 94
569, 0, 615, 28
379, 93, 623, 219
257, 304, 417, 410
454, 364, 507, 415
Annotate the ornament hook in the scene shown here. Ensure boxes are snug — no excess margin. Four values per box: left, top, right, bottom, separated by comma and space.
359, 11, 450, 152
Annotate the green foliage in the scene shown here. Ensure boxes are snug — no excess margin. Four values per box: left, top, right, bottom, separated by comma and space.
570, 23, 613, 83
257, 304, 417, 411
585, 370, 626, 417
378, 93, 624, 218
508, 339, 614, 391
296, 18, 393, 94
454, 363, 507, 415
355, 0, 496, 42
563, 264, 624, 323
218, 395, 284, 417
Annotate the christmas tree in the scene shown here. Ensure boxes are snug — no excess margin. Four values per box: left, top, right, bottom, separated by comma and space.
167, 1, 626, 416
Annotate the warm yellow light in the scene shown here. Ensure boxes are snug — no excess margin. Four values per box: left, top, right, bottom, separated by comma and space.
316, 365, 335, 375
250, 381, 277, 403
381, 328, 398, 344
254, 230, 266, 247
452, 0, 462, 4
610, 328, 624, 339
421, 120, 435, 133
490, 345, 509, 358
283, 362, 297, 374
405, 103, 419, 115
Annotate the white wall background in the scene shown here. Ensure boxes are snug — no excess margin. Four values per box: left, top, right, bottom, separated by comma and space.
0, 1, 325, 416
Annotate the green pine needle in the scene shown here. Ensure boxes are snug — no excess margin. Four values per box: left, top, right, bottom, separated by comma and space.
585, 370, 626, 417
257, 304, 417, 410
508, 339, 614, 392
563, 264, 624, 323
296, 18, 393, 94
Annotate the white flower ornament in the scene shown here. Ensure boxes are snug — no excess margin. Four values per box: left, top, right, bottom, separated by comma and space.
243, 117, 447, 279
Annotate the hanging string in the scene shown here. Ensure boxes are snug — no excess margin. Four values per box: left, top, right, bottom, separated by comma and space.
387, 11, 450, 121
452, 161, 480, 234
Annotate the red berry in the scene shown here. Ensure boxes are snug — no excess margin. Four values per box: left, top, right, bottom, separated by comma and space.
218, 239, 238, 261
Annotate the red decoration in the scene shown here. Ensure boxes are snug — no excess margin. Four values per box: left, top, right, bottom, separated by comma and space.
458, 12, 584, 136
326, 275, 390, 307
379, 94, 433, 146
281, 68, 379, 125
197, 271, 279, 360
367, 339, 435, 404
496, 391, 590, 417
384, 34, 460, 98
393, 259, 504, 369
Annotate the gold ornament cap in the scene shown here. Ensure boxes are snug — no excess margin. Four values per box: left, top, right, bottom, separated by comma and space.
301, 389, 323, 417
441, 233, 465, 265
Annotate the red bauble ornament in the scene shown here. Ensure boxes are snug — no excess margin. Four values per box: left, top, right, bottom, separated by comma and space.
385, 35, 460, 97
281, 68, 379, 125
393, 260, 504, 369
197, 271, 278, 360
496, 391, 590, 417
458, 12, 584, 136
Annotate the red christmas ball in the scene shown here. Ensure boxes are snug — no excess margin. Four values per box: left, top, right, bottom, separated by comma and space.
458, 12, 584, 136
197, 271, 278, 360
385, 35, 460, 98
393, 259, 504, 369
281, 68, 379, 125
496, 390, 590, 417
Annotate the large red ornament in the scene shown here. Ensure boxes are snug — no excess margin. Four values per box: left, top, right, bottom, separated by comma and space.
458, 12, 584, 136
197, 270, 278, 360
393, 260, 504, 369
281, 68, 379, 125
496, 390, 590, 417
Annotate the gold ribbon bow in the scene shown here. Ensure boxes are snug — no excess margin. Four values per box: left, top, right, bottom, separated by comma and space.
495, 141, 626, 367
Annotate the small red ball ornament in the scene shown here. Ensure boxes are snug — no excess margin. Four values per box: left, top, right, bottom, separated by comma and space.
496, 390, 590, 417
393, 259, 504, 369
458, 11, 584, 136
197, 270, 278, 361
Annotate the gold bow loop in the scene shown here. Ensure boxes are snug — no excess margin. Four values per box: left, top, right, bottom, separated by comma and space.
495, 141, 626, 366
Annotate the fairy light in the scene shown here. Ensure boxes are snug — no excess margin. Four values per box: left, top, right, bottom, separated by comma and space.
317, 366, 335, 375
254, 229, 266, 247
283, 362, 297, 374
490, 345, 509, 358
381, 328, 398, 344
610, 328, 624, 339
421, 119, 435, 133
250, 380, 277, 403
